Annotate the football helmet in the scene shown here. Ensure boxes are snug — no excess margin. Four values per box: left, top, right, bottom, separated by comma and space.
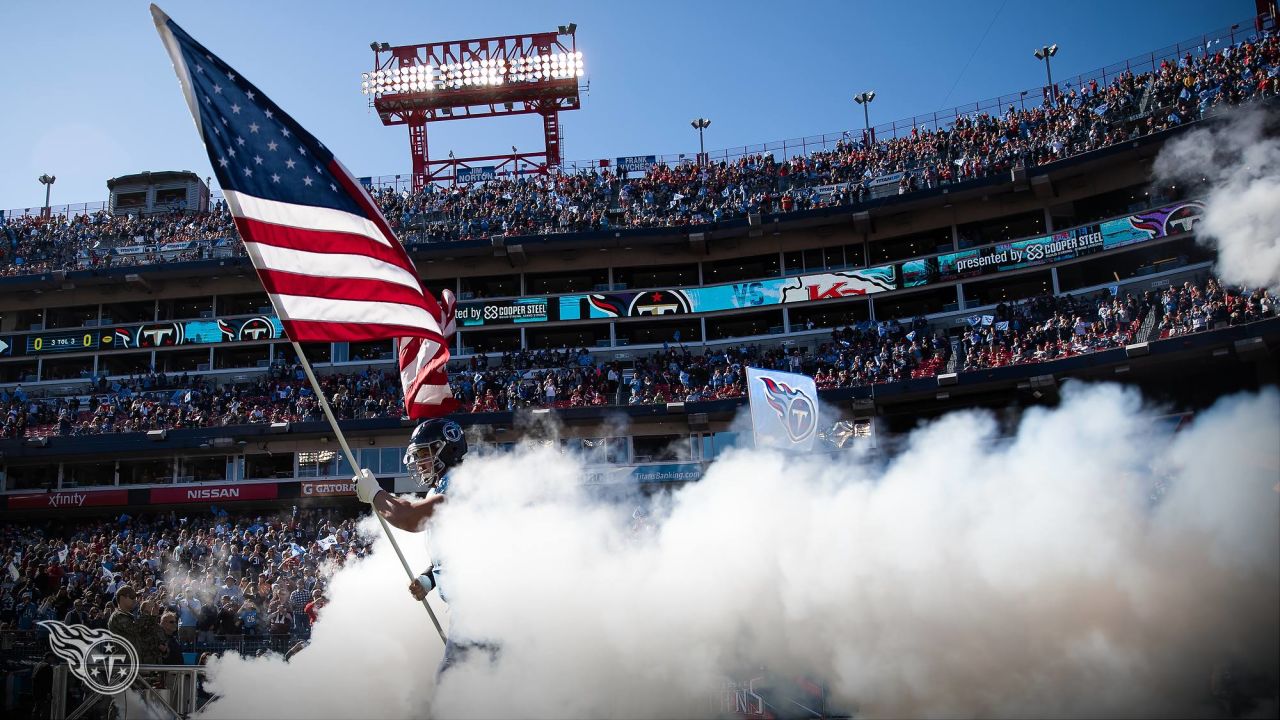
403, 419, 467, 491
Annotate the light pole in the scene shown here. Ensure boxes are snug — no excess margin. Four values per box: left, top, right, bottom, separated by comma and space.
690, 117, 711, 164
38, 174, 56, 217
853, 91, 876, 145
1034, 44, 1059, 104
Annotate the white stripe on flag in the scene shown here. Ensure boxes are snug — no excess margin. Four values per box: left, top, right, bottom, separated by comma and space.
437, 288, 457, 338
244, 242, 421, 290
400, 337, 443, 390
413, 380, 454, 405
224, 189, 392, 247
269, 294, 438, 328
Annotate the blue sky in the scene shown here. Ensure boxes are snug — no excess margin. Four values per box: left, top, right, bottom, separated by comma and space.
0, 0, 1251, 211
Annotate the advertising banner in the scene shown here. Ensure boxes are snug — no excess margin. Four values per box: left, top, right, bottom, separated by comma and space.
7, 490, 130, 510
150, 482, 278, 504
300, 479, 356, 497
555, 266, 897, 321
582, 462, 704, 485
746, 367, 819, 452
900, 200, 1203, 288
457, 297, 550, 327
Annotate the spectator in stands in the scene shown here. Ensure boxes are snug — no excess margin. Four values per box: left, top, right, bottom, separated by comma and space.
304, 590, 324, 628
160, 611, 184, 665
3, 28, 1275, 277
288, 582, 311, 640
238, 598, 261, 638
107, 586, 165, 665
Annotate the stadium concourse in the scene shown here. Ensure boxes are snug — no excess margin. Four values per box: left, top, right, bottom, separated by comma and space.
1, 14, 1279, 720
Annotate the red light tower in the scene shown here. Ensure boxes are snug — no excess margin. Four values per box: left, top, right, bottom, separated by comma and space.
362, 26, 584, 189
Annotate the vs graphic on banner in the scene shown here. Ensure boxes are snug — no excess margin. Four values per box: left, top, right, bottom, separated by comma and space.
746, 367, 819, 452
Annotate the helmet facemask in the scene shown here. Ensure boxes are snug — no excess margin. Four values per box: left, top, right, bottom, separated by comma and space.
404, 440, 448, 491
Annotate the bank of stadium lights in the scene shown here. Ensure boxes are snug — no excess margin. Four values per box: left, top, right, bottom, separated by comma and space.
853, 91, 876, 135
1034, 44, 1059, 103
361, 51, 584, 96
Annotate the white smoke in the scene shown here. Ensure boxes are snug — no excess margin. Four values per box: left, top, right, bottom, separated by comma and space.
1152, 107, 1280, 290
195, 518, 444, 719
194, 383, 1279, 718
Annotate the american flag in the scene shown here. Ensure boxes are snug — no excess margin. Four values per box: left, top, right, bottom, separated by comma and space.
152, 6, 454, 417
400, 289, 460, 418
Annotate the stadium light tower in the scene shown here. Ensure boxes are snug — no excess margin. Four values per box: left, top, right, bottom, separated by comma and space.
853, 91, 875, 145
691, 118, 711, 164
1034, 44, 1059, 104
362, 26, 585, 188
38, 174, 56, 217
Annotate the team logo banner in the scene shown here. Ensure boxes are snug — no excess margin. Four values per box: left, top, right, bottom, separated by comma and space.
746, 367, 819, 452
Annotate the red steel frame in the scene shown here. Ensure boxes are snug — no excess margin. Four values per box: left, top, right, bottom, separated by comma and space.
367, 29, 583, 189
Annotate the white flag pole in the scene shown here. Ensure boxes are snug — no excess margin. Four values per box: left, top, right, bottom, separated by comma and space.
289, 341, 447, 643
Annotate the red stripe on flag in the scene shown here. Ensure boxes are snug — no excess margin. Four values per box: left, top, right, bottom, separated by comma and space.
284, 319, 445, 343
399, 332, 456, 419
327, 161, 443, 323
259, 271, 432, 308
232, 216, 419, 271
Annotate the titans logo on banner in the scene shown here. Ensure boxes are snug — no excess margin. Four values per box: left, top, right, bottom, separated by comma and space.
746, 367, 819, 451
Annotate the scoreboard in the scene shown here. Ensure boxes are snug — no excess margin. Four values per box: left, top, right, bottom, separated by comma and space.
25, 330, 103, 354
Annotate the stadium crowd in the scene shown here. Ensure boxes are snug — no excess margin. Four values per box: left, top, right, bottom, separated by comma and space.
0, 206, 238, 277
5, 276, 1276, 440
959, 290, 1151, 371
2, 366, 403, 440
1155, 278, 1277, 338
3, 30, 1276, 274
0, 506, 367, 662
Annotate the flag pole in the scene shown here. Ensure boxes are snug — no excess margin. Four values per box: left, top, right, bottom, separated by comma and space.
288, 340, 447, 643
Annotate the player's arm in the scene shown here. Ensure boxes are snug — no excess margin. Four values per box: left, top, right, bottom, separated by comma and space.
354, 469, 445, 532
372, 492, 445, 533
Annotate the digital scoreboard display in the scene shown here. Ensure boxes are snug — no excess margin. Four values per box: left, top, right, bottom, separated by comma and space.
26, 331, 102, 354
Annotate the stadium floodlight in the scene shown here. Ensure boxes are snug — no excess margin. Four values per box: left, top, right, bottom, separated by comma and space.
853, 91, 876, 141
364, 30, 586, 188
38, 173, 56, 216
690, 117, 711, 164
1034, 44, 1059, 104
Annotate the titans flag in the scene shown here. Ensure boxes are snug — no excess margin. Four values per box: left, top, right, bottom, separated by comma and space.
746, 367, 819, 452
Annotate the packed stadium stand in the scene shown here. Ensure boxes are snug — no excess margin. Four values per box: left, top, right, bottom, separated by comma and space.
2, 19, 1279, 717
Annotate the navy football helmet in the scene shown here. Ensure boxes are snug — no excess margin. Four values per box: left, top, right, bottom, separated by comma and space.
404, 419, 467, 491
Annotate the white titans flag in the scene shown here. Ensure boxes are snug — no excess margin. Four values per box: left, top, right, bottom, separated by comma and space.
746, 367, 819, 452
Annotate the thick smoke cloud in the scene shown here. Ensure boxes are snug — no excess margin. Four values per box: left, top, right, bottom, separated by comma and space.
194, 383, 1278, 718
1153, 108, 1280, 290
